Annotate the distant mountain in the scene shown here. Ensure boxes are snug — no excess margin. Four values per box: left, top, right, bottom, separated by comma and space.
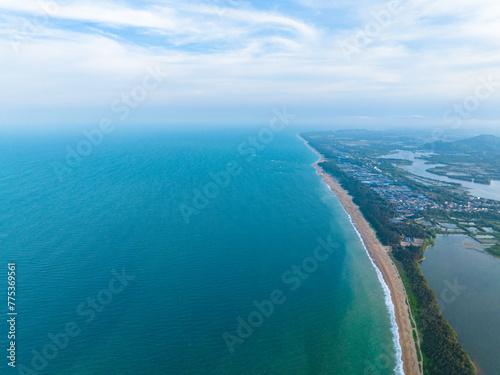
422, 134, 500, 153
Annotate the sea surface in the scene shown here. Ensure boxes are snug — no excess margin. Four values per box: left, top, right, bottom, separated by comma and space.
381, 151, 500, 201
421, 234, 500, 375
1, 128, 400, 374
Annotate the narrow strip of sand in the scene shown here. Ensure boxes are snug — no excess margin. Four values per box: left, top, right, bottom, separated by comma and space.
300, 136, 422, 375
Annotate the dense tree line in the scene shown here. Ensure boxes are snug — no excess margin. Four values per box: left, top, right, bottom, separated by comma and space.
319, 160, 477, 375
393, 245, 476, 375
320, 161, 400, 245
398, 223, 430, 238
487, 243, 500, 257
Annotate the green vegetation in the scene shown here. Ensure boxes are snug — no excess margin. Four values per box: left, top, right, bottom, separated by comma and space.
423, 134, 500, 154
319, 160, 400, 245
421, 135, 500, 182
303, 129, 500, 374
486, 244, 500, 257
473, 177, 492, 185
393, 243, 476, 374
317, 159, 477, 375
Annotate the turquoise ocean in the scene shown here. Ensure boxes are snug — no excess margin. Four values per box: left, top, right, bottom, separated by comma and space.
1, 128, 401, 374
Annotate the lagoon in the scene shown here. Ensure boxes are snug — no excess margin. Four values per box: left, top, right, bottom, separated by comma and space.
421, 234, 500, 375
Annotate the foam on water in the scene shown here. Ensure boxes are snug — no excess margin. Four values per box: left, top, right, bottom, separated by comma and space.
1, 131, 405, 375
323, 180, 404, 375
301, 134, 404, 375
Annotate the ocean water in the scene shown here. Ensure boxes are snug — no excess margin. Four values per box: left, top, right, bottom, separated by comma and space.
1, 128, 399, 374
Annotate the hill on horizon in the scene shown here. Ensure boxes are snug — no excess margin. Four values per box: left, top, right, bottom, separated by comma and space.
422, 134, 500, 153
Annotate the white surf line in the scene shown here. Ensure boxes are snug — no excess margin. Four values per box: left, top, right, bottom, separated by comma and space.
298, 134, 404, 375
338, 202, 404, 375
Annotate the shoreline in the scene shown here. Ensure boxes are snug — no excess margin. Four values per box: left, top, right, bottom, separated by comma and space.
299, 135, 422, 375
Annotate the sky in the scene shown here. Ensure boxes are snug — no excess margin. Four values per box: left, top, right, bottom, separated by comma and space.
1, 0, 500, 131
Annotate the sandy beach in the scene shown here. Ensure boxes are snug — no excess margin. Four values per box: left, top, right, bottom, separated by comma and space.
300, 136, 423, 375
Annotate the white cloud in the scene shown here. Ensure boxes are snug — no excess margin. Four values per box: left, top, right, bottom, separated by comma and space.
1, 0, 500, 126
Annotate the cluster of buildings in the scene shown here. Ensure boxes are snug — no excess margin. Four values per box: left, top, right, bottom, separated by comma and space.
336, 159, 500, 247
441, 198, 500, 213
337, 161, 500, 219
337, 163, 437, 217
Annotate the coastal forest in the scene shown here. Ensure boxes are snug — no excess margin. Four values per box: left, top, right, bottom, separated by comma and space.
319, 160, 477, 375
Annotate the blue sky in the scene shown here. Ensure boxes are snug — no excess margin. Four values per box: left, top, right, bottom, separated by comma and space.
1, 0, 500, 130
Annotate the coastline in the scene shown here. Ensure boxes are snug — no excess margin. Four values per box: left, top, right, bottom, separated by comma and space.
299, 135, 422, 375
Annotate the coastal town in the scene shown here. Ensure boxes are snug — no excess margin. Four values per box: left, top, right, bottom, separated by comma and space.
337, 162, 435, 215
337, 161, 500, 216
304, 130, 500, 253
303, 130, 500, 375
334, 156, 500, 249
